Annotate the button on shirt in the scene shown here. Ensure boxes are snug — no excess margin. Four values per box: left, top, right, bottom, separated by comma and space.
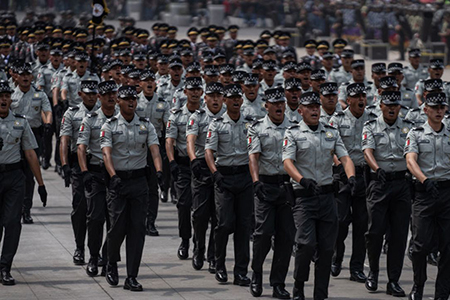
135, 92, 170, 138
282, 121, 348, 189
77, 107, 119, 165
100, 113, 159, 171
0, 113, 38, 164
60, 103, 96, 153
205, 112, 249, 167
329, 109, 375, 166
11, 86, 52, 128
248, 115, 294, 175
362, 116, 413, 172
404, 122, 450, 180
166, 104, 195, 157
186, 106, 226, 158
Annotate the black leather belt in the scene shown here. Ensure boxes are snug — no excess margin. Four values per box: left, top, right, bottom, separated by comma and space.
416, 180, 450, 191
115, 168, 146, 180
87, 163, 103, 173
217, 165, 249, 175
259, 174, 290, 184
294, 184, 334, 198
0, 162, 22, 172
370, 170, 406, 181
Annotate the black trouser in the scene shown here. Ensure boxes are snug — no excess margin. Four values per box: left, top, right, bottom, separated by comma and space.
365, 177, 410, 282
86, 169, 109, 259
191, 158, 216, 262
71, 163, 87, 251
175, 161, 192, 240
107, 176, 148, 278
334, 173, 367, 272
214, 167, 253, 276
411, 183, 450, 299
42, 101, 54, 165
293, 189, 338, 300
158, 137, 170, 197
251, 180, 295, 287
23, 128, 42, 214
146, 151, 158, 225
0, 169, 25, 272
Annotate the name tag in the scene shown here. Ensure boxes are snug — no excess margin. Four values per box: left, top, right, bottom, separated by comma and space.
138, 131, 147, 134
259, 133, 269, 137
373, 133, 384, 136
340, 125, 350, 129
112, 131, 123, 135
218, 130, 229, 134
296, 137, 307, 141
418, 139, 430, 144
32, 98, 41, 101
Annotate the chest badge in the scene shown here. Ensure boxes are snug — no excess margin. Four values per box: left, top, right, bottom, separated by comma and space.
325, 131, 333, 138
14, 120, 20, 126
34, 93, 39, 98
157, 103, 164, 109
140, 124, 146, 131
402, 127, 410, 134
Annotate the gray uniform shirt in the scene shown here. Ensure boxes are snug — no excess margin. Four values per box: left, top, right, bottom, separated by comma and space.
285, 105, 302, 123
329, 66, 352, 87
135, 92, 170, 138
77, 107, 119, 165
404, 122, 450, 180
329, 109, 376, 166
282, 121, 348, 189
166, 104, 195, 157
157, 79, 184, 105
51, 67, 70, 91
403, 64, 428, 90
248, 115, 293, 175
36, 63, 63, 98
11, 86, 51, 128
186, 106, 226, 158
338, 79, 374, 105
362, 116, 414, 172
100, 113, 159, 171
241, 94, 267, 121
0, 112, 38, 164
205, 112, 249, 167
404, 104, 427, 127
61, 70, 100, 107
60, 103, 96, 153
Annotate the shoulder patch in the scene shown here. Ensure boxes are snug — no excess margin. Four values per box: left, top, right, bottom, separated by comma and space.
250, 119, 262, 127
336, 111, 345, 116
139, 117, 150, 122
364, 119, 376, 126
69, 106, 80, 111
411, 108, 421, 112
87, 112, 98, 118
288, 124, 299, 129
412, 127, 424, 131
171, 108, 181, 114
106, 116, 117, 123
213, 117, 223, 122
367, 81, 373, 85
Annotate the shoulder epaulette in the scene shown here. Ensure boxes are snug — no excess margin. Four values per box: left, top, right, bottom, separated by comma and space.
244, 115, 256, 121
367, 81, 373, 85
139, 117, 150, 122
288, 124, 299, 129
171, 108, 181, 114
336, 111, 345, 116
175, 87, 184, 92
366, 104, 376, 109
13, 113, 26, 119
66, 73, 73, 77
401, 105, 408, 109
412, 127, 424, 131
195, 108, 205, 114
419, 79, 424, 82
41, 64, 48, 69
87, 112, 98, 118
250, 119, 262, 127
411, 108, 421, 112
213, 117, 223, 122
106, 116, 117, 123
157, 97, 165, 102
364, 119, 376, 126
405, 87, 413, 91
324, 123, 336, 129
368, 112, 378, 118
403, 119, 414, 124
69, 106, 79, 111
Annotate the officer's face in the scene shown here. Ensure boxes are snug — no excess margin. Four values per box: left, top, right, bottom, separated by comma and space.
409, 56, 420, 68
79, 92, 98, 108
139, 79, 156, 95
99, 91, 117, 110
285, 88, 301, 107
220, 73, 232, 85
188, 34, 197, 43
311, 79, 325, 92
157, 62, 169, 74
425, 104, 447, 123
299, 104, 320, 125
306, 46, 315, 56
133, 59, 147, 70
204, 74, 219, 84
181, 54, 193, 66
0, 92, 12, 116
185, 88, 203, 103
320, 94, 338, 111
205, 92, 224, 114
266, 101, 285, 123
37, 49, 50, 62
120, 55, 132, 65
429, 67, 444, 79
118, 96, 137, 115
322, 57, 333, 69
225, 95, 243, 113
214, 58, 226, 66
244, 54, 254, 65
186, 70, 201, 78
50, 54, 62, 66
109, 65, 121, 80
342, 57, 353, 68
17, 72, 33, 88
76, 60, 88, 73
263, 53, 276, 61
371, 72, 386, 87
297, 70, 311, 85
170, 66, 183, 81
127, 78, 140, 91
334, 47, 344, 55
380, 103, 400, 123
283, 69, 296, 80
347, 94, 367, 117
352, 67, 365, 82
262, 69, 276, 81
390, 71, 404, 86
243, 84, 259, 99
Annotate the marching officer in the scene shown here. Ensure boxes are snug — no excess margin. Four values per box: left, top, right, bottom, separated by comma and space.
136, 70, 170, 236
11, 63, 52, 224
166, 77, 203, 260
386, 62, 417, 109
405, 92, 450, 300
284, 78, 302, 123
241, 74, 266, 121
329, 83, 377, 283
76, 81, 119, 277
402, 49, 428, 90
283, 91, 355, 300
329, 49, 354, 87
186, 82, 226, 273
100, 85, 164, 291
0, 80, 47, 285
60, 79, 99, 266
414, 58, 445, 106
205, 84, 253, 286
362, 91, 413, 297
319, 82, 341, 124
248, 87, 295, 299
337, 59, 374, 109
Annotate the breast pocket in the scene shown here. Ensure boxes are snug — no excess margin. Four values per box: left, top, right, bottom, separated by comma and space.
296, 139, 310, 151
374, 133, 388, 146
136, 131, 148, 148
218, 130, 231, 142
418, 142, 432, 153
6, 130, 22, 144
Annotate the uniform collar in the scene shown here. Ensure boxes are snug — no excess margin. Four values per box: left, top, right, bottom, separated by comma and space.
223, 112, 244, 124
117, 112, 139, 125
298, 120, 326, 133
243, 93, 262, 104
205, 105, 226, 117
344, 107, 367, 120
377, 114, 401, 131
3, 110, 15, 121
423, 121, 449, 136
263, 114, 290, 129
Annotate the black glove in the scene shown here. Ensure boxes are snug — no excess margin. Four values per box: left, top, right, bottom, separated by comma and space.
213, 171, 225, 192
54, 103, 63, 116
156, 171, 165, 191
0, 137, 3, 151
300, 178, 320, 196
423, 179, 439, 199
43, 123, 53, 135
190, 158, 202, 179
253, 181, 266, 200
62, 164, 71, 187
38, 185, 47, 207
82, 171, 93, 193
376, 168, 386, 186
169, 160, 179, 181
348, 176, 357, 196
109, 175, 122, 193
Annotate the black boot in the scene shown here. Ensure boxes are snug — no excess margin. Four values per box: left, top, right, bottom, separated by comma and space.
250, 272, 262, 297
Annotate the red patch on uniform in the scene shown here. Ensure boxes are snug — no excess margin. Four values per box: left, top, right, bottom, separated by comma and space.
283, 138, 288, 147
207, 130, 212, 138
329, 122, 333, 127
406, 138, 410, 146
247, 137, 252, 145
190, 119, 194, 126
80, 124, 85, 132
62, 116, 65, 124
363, 133, 367, 140
172, 97, 176, 104
167, 121, 171, 128
100, 131, 105, 137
